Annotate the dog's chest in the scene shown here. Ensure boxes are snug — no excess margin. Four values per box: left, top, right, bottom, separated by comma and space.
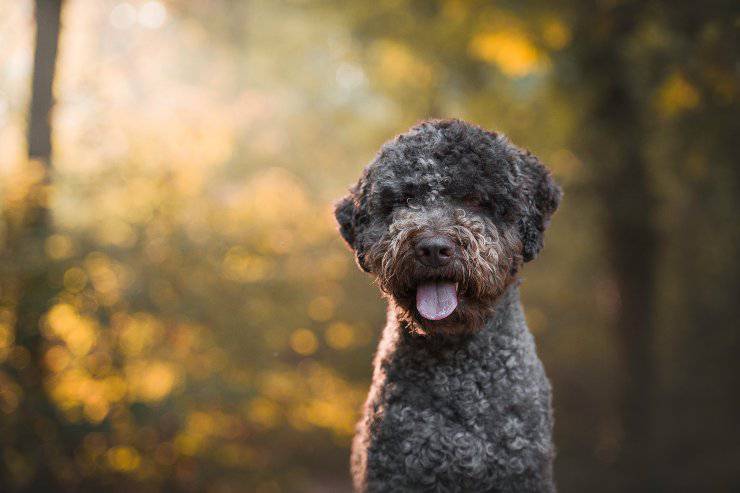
380, 332, 534, 430
362, 321, 551, 490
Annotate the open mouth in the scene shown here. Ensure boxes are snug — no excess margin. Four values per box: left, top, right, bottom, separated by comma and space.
415, 281, 459, 321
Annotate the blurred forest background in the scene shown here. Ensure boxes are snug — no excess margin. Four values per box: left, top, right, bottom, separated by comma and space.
0, 0, 738, 492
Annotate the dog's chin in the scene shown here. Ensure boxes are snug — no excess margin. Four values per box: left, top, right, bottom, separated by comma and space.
413, 310, 468, 335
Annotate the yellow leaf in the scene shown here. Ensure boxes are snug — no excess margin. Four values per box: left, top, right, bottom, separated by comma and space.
542, 19, 571, 50
470, 29, 548, 77
656, 72, 700, 117
290, 328, 319, 356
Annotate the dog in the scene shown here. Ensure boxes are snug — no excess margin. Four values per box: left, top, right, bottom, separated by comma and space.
335, 119, 561, 492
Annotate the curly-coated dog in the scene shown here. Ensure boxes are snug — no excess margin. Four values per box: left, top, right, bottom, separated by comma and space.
335, 119, 561, 492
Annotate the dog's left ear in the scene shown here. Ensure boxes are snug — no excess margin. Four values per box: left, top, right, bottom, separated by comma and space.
517, 150, 562, 262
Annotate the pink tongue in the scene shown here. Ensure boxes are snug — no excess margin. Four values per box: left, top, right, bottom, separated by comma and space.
416, 281, 458, 321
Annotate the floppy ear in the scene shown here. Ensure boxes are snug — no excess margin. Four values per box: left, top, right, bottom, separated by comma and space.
335, 187, 373, 273
517, 150, 562, 262
334, 193, 357, 248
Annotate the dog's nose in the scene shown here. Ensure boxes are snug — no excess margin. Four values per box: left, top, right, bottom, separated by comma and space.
415, 236, 456, 267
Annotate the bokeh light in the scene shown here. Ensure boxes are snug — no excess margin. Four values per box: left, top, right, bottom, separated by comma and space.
0, 1, 737, 492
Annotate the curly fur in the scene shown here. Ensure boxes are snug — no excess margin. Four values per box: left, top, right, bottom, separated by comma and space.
368, 207, 522, 335
335, 119, 561, 492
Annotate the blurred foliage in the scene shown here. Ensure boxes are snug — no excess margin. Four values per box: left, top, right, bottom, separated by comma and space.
0, 0, 738, 492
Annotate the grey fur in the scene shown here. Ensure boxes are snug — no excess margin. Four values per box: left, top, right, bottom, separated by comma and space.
336, 119, 560, 492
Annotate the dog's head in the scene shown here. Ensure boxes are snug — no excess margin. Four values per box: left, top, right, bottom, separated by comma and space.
335, 119, 561, 334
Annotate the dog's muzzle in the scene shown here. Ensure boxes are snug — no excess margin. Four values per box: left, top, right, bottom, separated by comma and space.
413, 234, 460, 321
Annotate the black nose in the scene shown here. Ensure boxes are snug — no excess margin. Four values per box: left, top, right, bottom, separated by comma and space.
415, 236, 456, 267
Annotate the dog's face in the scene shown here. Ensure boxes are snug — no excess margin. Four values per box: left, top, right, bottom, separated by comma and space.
335, 120, 561, 335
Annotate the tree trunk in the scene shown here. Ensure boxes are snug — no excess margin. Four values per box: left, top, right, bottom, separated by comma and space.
566, 3, 660, 489
6, 0, 64, 490
28, 0, 62, 161
601, 123, 659, 491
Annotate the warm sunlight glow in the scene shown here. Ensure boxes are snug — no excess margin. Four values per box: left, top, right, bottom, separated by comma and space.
469, 29, 548, 77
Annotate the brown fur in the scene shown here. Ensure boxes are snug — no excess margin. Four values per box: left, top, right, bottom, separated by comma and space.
366, 204, 522, 335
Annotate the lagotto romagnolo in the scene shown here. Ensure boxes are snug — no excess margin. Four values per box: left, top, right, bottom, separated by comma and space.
335, 119, 561, 492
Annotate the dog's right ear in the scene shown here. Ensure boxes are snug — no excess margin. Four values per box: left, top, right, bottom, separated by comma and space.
334, 192, 357, 248
334, 193, 355, 249
335, 184, 373, 273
